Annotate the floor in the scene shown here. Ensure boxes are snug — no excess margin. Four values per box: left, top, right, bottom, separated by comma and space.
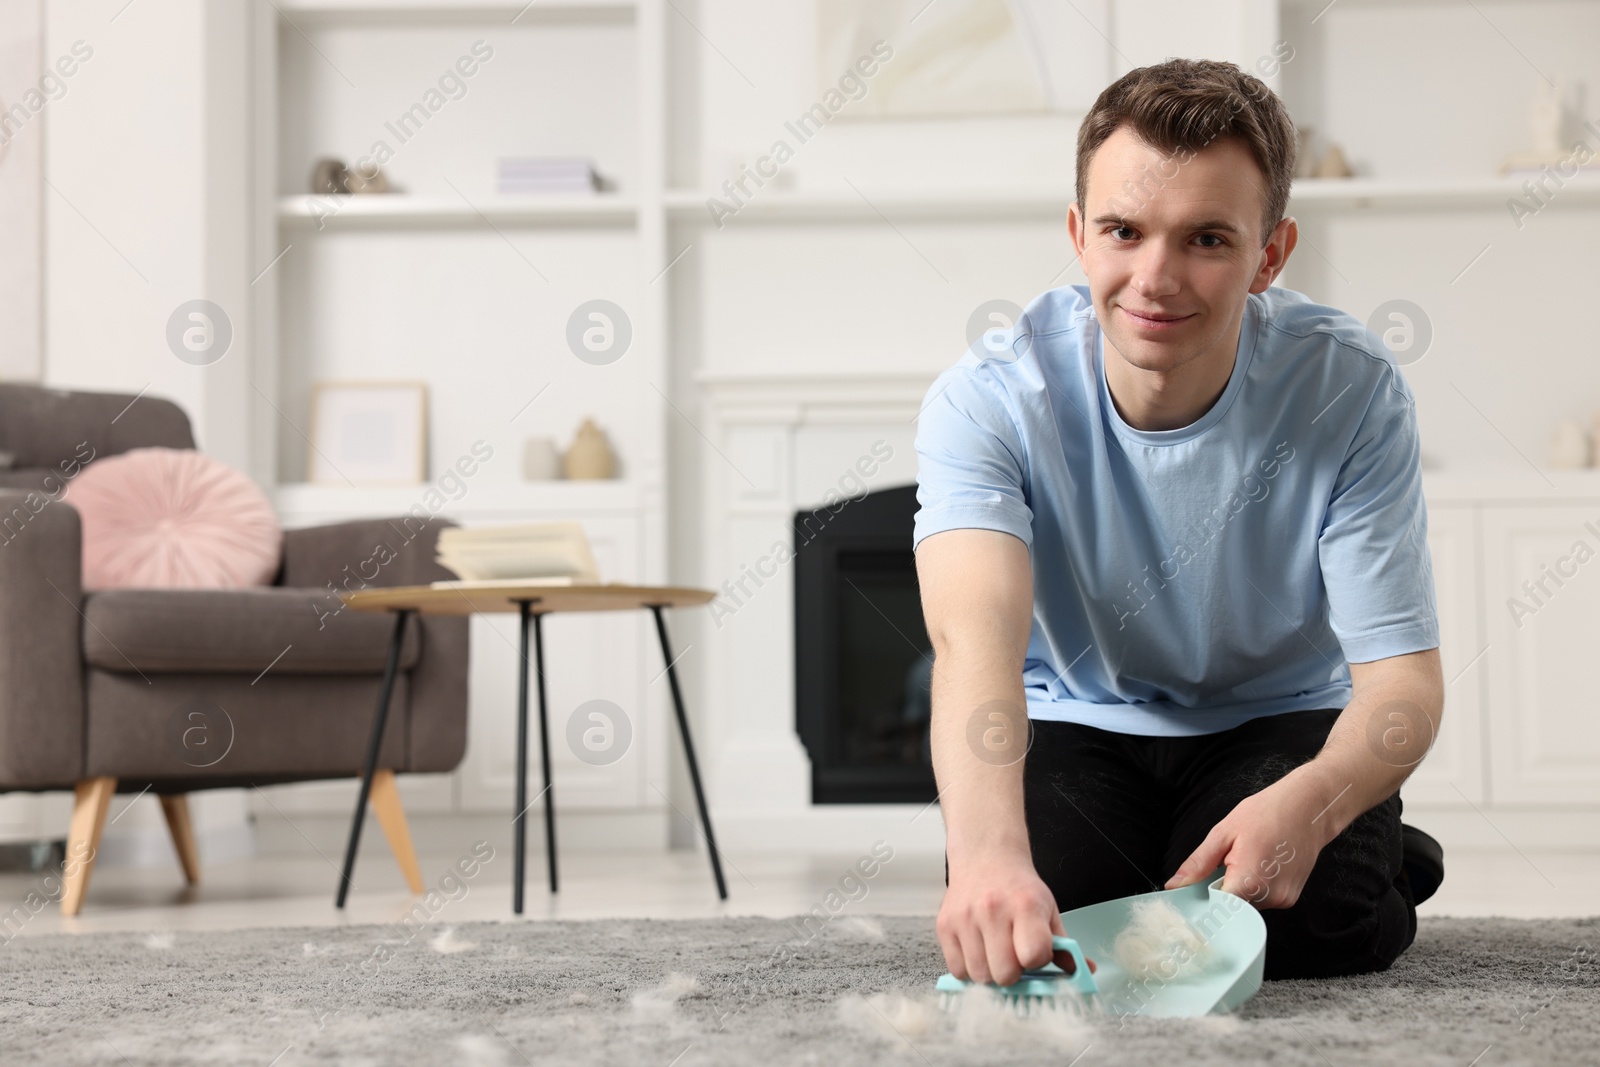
4, 845, 1597, 939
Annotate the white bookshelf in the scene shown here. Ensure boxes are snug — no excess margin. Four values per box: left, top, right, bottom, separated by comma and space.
249, 0, 673, 831
253, 0, 666, 496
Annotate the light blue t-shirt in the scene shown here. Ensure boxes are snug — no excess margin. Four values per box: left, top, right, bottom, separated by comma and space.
913, 284, 1439, 736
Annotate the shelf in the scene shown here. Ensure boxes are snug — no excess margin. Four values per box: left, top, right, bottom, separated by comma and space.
1280, 0, 1557, 7
277, 194, 639, 228
273, 0, 635, 26
665, 188, 1075, 224
1423, 470, 1600, 505
273, 480, 646, 521
664, 175, 1600, 223
1287, 175, 1600, 209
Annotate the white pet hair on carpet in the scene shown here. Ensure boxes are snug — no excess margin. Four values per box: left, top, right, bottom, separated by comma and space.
631, 971, 700, 1016
1111, 898, 1214, 982
838, 991, 942, 1040
837, 987, 1096, 1051
428, 927, 479, 955
833, 916, 887, 942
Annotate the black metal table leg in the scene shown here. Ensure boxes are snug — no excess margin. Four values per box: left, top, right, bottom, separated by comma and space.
650, 605, 727, 901
514, 600, 531, 914
336, 608, 412, 909
533, 609, 557, 894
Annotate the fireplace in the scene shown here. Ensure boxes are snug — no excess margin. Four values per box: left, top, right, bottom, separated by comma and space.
794, 484, 937, 804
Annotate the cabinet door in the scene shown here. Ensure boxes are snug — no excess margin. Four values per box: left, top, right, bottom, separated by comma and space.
1482, 504, 1600, 805
1402, 505, 1486, 803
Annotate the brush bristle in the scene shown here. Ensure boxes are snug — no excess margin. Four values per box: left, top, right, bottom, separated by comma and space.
938, 986, 1095, 1020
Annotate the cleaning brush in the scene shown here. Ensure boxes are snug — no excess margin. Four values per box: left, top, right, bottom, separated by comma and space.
935, 936, 1099, 1017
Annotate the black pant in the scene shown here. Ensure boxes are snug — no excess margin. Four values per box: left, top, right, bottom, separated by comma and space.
1019, 708, 1416, 980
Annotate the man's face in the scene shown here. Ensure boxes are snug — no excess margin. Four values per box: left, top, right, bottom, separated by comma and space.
1068, 126, 1291, 377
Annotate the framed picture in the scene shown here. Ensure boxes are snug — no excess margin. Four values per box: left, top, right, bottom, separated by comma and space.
308, 380, 427, 485
815, 0, 1107, 119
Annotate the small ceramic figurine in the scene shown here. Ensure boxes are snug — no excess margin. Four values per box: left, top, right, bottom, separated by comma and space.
1530, 78, 1569, 157
563, 418, 617, 480
310, 157, 348, 195
1549, 420, 1591, 469
344, 164, 392, 194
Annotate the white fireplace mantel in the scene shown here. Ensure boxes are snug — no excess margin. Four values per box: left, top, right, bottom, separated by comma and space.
694, 369, 950, 854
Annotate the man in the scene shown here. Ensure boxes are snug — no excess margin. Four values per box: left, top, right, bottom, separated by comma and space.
913, 58, 1445, 985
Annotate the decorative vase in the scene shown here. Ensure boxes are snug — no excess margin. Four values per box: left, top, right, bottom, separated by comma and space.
563, 419, 616, 480
1549, 421, 1591, 469
1314, 144, 1354, 179
1294, 127, 1317, 179
522, 436, 563, 480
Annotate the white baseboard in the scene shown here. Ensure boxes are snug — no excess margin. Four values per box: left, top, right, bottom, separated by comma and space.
708, 804, 951, 854
95, 820, 258, 870
1401, 805, 1600, 851
251, 809, 673, 859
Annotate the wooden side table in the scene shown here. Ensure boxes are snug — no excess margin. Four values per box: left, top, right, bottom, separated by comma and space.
334, 581, 725, 912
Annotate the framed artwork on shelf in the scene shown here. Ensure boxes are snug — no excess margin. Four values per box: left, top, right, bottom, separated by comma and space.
308, 380, 427, 485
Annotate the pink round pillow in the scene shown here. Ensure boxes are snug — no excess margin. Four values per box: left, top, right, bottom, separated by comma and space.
65, 447, 281, 590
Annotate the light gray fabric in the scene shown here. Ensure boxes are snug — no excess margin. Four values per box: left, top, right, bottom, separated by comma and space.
84, 670, 412, 782
0, 914, 1593, 1065
0, 382, 195, 469
0, 489, 85, 788
280, 517, 468, 773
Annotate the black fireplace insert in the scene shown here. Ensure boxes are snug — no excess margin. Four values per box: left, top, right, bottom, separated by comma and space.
794, 483, 937, 804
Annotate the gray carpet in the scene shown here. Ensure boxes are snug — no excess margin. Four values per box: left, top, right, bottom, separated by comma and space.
2, 914, 1595, 1065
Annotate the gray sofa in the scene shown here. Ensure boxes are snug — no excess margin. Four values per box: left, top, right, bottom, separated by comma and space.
0, 384, 467, 912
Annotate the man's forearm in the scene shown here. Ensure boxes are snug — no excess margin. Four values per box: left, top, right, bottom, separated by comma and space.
929, 647, 1033, 865
914, 529, 1037, 873
1286, 648, 1444, 843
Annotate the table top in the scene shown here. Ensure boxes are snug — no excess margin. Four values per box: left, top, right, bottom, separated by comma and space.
338, 581, 716, 616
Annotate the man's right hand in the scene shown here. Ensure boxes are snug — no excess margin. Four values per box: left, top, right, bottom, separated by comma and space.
917, 530, 1091, 986
936, 850, 1073, 986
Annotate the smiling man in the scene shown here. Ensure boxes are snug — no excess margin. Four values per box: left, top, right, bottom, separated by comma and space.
914, 59, 1445, 985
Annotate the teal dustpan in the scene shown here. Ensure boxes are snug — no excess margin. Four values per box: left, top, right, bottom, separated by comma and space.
932, 871, 1264, 1019
1058, 871, 1266, 1019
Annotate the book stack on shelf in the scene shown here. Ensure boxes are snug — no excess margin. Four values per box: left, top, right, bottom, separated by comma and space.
432, 522, 603, 588
496, 157, 601, 195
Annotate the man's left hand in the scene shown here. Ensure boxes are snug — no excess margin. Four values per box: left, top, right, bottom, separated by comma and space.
1162, 765, 1339, 909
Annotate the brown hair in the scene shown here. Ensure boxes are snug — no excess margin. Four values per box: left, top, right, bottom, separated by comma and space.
1075, 58, 1297, 246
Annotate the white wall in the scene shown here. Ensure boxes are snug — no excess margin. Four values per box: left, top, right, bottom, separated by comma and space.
0, 0, 45, 380
43, 0, 253, 473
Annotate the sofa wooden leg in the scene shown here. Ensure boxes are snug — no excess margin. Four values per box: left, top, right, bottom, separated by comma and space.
62, 777, 116, 916
369, 769, 424, 894
159, 794, 201, 886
